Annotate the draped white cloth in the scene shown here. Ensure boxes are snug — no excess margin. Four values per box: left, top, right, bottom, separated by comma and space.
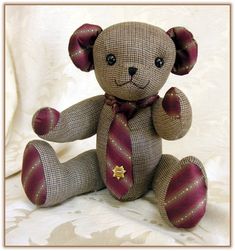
5, 5, 230, 246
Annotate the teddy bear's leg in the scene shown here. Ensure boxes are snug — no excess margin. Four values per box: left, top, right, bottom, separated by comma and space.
152, 154, 207, 229
21, 140, 104, 207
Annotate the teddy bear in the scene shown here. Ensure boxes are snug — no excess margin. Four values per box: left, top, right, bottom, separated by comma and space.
21, 22, 207, 229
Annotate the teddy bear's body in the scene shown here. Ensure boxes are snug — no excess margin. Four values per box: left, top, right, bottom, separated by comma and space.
21, 22, 207, 229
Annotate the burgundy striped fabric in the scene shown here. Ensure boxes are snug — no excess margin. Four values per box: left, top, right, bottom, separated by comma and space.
162, 87, 181, 118
68, 23, 102, 72
32, 107, 60, 136
21, 143, 47, 206
164, 163, 207, 228
167, 27, 198, 75
105, 94, 159, 199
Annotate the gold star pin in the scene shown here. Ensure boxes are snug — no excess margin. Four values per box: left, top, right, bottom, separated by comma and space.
112, 165, 126, 180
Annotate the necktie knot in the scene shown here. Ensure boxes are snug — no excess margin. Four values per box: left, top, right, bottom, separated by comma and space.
105, 93, 159, 120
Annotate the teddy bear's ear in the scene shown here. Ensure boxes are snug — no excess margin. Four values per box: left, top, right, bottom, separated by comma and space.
68, 23, 102, 72
167, 27, 198, 75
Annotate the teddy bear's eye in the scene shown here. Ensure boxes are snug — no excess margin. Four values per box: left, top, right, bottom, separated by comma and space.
155, 57, 164, 68
106, 54, 116, 66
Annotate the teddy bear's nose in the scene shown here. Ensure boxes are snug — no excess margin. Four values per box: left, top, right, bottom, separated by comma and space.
128, 67, 138, 76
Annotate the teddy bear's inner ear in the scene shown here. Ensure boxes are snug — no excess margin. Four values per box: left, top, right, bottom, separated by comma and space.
167, 27, 198, 76
68, 23, 102, 72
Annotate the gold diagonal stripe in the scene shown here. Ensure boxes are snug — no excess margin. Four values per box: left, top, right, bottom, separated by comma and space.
172, 197, 207, 226
165, 176, 205, 207
34, 183, 46, 205
23, 159, 41, 189
108, 135, 131, 160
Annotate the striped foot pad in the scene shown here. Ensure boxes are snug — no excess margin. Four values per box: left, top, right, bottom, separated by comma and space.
21, 143, 47, 206
164, 162, 207, 228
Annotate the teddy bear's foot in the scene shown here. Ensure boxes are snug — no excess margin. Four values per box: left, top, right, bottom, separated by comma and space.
21, 141, 47, 206
153, 154, 207, 229
22, 140, 104, 207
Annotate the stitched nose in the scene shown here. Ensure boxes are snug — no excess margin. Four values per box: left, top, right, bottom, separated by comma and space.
128, 67, 138, 76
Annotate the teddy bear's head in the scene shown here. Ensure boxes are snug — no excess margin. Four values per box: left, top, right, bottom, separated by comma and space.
69, 22, 197, 101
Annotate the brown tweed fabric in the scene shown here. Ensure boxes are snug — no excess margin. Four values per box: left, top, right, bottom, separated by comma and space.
31, 140, 104, 207
97, 103, 162, 201
38, 95, 105, 142
152, 154, 207, 227
152, 87, 192, 140
152, 154, 179, 227
93, 22, 176, 101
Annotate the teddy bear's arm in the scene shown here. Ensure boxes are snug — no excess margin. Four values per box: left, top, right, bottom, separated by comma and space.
32, 95, 105, 142
152, 87, 192, 140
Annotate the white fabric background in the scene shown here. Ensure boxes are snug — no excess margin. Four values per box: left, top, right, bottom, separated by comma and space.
5, 5, 230, 246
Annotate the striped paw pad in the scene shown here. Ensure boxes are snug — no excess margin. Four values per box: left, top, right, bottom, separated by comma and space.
32, 107, 60, 136
162, 87, 181, 118
164, 163, 207, 228
21, 144, 47, 206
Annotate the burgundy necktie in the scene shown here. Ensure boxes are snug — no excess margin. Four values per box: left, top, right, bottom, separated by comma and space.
105, 93, 159, 199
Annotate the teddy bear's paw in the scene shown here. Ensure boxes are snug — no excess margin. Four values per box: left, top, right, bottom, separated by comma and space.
32, 107, 60, 136
21, 142, 47, 206
163, 156, 207, 228
162, 87, 182, 118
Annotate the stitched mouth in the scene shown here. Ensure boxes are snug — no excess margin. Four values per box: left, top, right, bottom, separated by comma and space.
115, 79, 150, 89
